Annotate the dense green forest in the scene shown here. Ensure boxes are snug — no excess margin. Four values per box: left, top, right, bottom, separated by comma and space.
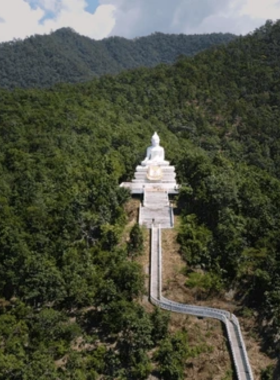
1, 19, 280, 379
0, 28, 236, 89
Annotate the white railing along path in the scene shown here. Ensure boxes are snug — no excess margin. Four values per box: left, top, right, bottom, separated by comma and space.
145, 189, 254, 380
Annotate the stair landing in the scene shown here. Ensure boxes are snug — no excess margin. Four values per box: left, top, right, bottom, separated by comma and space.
139, 189, 174, 228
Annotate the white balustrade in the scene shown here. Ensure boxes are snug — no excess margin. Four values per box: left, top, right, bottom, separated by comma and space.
140, 188, 254, 380
149, 223, 254, 380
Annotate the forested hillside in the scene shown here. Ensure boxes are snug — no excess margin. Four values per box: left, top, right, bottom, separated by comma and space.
0, 28, 236, 89
1, 19, 280, 379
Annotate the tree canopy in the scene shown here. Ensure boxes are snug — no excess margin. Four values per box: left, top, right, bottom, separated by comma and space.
0, 28, 236, 89
1, 18, 280, 378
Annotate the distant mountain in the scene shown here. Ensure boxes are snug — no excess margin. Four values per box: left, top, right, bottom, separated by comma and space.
0, 28, 236, 89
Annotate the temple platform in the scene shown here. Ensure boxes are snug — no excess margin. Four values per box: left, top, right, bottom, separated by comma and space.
133, 164, 176, 183
120, 181, 179, 195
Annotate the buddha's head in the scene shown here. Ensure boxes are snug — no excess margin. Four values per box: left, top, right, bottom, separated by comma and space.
151, 132, 160, 147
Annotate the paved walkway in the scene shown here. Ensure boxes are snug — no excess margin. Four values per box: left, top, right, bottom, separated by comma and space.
140, 190, 254, 380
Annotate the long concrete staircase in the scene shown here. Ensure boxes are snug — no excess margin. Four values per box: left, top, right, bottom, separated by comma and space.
141, 190, 254, 380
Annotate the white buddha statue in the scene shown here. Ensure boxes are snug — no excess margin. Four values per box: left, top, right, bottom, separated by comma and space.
141, 132, 169, 166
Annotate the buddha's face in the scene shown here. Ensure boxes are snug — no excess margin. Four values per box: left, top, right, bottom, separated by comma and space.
151, 136, 160, 147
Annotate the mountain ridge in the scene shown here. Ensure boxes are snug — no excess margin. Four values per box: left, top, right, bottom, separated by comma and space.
0, 27, 236, 89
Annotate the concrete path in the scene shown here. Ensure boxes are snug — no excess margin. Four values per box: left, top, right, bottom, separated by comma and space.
140, 190, 254, 380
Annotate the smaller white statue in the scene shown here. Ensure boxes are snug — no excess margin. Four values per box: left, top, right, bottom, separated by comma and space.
141, 132, 169, 166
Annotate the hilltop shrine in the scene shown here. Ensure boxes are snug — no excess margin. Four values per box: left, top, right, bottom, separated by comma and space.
120, 132, 178, 195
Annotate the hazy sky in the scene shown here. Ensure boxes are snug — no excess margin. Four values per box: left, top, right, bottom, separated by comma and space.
0, 0, 280, 43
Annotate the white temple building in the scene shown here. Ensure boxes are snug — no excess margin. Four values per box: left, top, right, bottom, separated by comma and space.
120, 132, 178, 195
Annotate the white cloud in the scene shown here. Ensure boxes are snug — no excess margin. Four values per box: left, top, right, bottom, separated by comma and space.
240, 0, 280, 20
100, 0, 280, 37
1, 0, 280, 43
0, 0, 44, 42
0, 0, 116, 43
36, 0, 61, 13
41, 1, 116, 39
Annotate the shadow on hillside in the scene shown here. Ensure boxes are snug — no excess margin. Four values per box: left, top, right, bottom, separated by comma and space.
173, 207, 180, 216
272, 359, 280, 379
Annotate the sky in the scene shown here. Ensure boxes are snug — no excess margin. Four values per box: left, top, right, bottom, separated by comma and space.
0, 0, 280, 43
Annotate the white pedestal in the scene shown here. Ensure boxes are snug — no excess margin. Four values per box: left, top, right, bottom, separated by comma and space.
120, 164, 178, 194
